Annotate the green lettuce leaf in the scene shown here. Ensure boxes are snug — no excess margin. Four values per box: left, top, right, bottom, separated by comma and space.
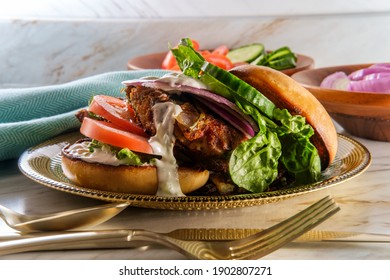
88, 140, 144, 166
271, 108, 321, 184
117, 148, 143, 166
229, 130, 281, 192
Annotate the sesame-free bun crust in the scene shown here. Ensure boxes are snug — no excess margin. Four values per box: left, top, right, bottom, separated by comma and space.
61, 152, 209, 195
230, 65, 338, 169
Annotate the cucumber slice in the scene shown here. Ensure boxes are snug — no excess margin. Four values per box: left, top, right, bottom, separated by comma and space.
263, 46, 297, 70
266, 46, 293, 60
250, 52, 267, 66
266, 55, 297, 70
227, 43, 265, 63
200, 62, 276, 119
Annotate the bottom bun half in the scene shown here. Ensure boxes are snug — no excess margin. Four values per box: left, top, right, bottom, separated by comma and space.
61, 155, 209, 195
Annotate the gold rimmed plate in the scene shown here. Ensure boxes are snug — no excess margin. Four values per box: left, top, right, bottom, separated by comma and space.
18, 132, 371, 210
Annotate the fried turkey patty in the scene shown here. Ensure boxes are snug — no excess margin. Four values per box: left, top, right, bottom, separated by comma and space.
125, 85, 247, 173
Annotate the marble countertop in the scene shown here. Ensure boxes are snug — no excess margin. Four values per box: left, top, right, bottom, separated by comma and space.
0, 124, 389, 260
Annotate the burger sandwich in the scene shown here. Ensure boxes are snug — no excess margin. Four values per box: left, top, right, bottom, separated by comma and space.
61, 38, 338, 197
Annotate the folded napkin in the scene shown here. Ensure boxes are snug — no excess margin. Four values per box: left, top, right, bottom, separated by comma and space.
0, 70, 169, 161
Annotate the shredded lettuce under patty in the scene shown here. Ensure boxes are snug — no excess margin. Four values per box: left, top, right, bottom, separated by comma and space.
89, 140, 144, 166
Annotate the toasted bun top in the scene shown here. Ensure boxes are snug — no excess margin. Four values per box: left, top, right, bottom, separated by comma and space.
230, 65, 338, 169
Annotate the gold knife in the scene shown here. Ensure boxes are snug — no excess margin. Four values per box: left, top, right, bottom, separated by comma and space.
0, 228, 389, 256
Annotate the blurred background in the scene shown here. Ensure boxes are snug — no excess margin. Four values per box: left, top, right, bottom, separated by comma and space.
1, 0, 389, 87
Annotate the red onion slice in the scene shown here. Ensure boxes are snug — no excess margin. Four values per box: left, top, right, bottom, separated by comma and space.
192, 96, 256, 137
349, 67, 390, 81
348, 77, 390, 93
123, 78, 258, 137
320, 71, 350, 90
363, 72, 390, 80
369, 63, 390, 68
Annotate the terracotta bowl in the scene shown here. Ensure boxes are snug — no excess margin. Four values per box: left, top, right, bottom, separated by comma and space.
127, 51, 314, 76
292, 64, 390, 142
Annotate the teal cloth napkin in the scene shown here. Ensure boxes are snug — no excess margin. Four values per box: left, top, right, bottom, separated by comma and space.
0, 70, 170, 161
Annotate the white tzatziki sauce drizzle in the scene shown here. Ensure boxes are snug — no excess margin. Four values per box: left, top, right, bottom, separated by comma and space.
65, 141, 128, 166
149, 101, 184, 197
156, 72, 208, 89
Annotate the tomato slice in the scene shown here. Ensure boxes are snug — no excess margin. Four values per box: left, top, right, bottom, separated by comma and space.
88, 95, 146, 137
168, 64, 181, 71
162, 51, 177, 70
80, 118, 153, 154
190, 39, 200, 51
162, 39, 200, 70
212, 45, 229, 56
202, 52, 234, 70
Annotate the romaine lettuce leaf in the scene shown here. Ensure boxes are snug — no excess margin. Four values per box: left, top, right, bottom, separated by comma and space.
229, 130, 281, 192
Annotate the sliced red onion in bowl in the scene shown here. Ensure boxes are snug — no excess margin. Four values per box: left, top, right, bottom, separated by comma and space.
348, 66, 390, 81
348, 77, 390, 93
320, 63, 390, 93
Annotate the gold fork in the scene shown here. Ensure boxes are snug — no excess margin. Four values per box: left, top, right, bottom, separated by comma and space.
0, 196, 339, 259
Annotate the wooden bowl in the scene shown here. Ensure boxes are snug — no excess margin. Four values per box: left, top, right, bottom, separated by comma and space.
292, 64, 390, 142
127, 51, 314, 76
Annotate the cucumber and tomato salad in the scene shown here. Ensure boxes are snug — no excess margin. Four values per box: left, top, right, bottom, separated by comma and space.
162, 39, 297, 71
